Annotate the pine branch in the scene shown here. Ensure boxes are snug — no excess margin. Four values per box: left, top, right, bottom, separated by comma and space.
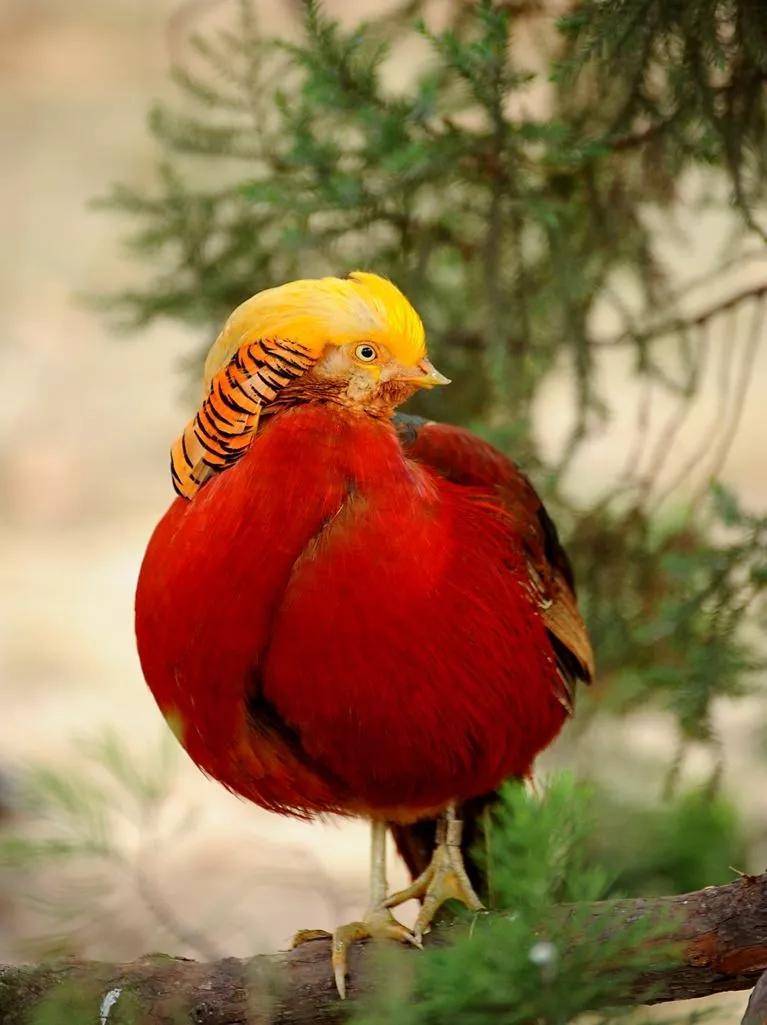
2, 873, 767, 1024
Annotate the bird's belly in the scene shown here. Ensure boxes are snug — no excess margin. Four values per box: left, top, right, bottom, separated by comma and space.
262, 484, 566, 818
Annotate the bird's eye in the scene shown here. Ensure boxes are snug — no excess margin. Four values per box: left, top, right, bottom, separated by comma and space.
354, 343, 378, 363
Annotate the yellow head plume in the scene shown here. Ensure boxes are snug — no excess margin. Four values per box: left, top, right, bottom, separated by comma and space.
171, 272, 429, 501
203, 271, 426, 391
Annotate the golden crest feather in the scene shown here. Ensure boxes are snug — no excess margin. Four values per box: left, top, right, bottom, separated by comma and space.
171, 272, 426, 500
203, 271, 425, 390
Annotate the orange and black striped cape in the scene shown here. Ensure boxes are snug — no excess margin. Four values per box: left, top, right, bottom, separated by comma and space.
170, 338, 315, 500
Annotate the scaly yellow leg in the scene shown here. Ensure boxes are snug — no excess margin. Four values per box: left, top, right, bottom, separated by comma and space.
384, 804, 484, 943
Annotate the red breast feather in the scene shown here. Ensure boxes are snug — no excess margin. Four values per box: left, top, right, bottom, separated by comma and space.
135, 404, 566, 822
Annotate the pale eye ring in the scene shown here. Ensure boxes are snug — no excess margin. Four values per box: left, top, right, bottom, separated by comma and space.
354, 343, 378, 363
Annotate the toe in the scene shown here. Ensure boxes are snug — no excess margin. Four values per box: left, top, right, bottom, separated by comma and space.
383, 863, 434, 909
412, 861, 486, 942
413, 890, 444, 942
291, 927, 332, 948
379, 917, 422, 948
331, 921, 369, 999
329, 910, 422, 998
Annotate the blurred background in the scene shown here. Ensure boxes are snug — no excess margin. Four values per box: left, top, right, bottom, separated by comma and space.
1, 1, 766, 1021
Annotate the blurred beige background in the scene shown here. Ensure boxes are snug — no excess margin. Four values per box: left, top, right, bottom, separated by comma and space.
0, 1, 765, 1019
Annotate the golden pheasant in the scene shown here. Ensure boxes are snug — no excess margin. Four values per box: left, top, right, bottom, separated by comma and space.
135, 272, 593, 996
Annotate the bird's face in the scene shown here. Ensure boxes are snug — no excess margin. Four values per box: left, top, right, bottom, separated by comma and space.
297, 338, 450, 416
171, 273, 445, 498
202, 271, 450, 419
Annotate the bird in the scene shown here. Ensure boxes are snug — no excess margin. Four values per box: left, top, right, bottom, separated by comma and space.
135, 271, 593, 997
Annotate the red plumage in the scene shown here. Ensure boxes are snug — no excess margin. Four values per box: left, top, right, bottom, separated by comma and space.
136, 403, 588, 824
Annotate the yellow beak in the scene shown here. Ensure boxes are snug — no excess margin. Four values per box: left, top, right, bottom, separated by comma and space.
402, 358, 451, 389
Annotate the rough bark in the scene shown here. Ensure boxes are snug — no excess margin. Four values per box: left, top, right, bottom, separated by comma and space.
1, 873, 766, 1025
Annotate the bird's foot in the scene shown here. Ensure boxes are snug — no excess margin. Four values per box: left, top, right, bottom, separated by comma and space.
383, 818, 484, 943
292, 905, 420, 1000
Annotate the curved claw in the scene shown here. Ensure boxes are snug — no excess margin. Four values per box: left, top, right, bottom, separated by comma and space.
331, 909, 421, 999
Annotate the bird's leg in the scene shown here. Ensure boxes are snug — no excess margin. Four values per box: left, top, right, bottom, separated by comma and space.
329, 819, 419, 997
384, 803, 485, 943
292, 819, 419, 1000
370, 815, 388, 906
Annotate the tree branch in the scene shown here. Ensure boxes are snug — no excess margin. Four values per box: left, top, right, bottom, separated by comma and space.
2, 873, 766, 1024
593, 281, 767, 347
